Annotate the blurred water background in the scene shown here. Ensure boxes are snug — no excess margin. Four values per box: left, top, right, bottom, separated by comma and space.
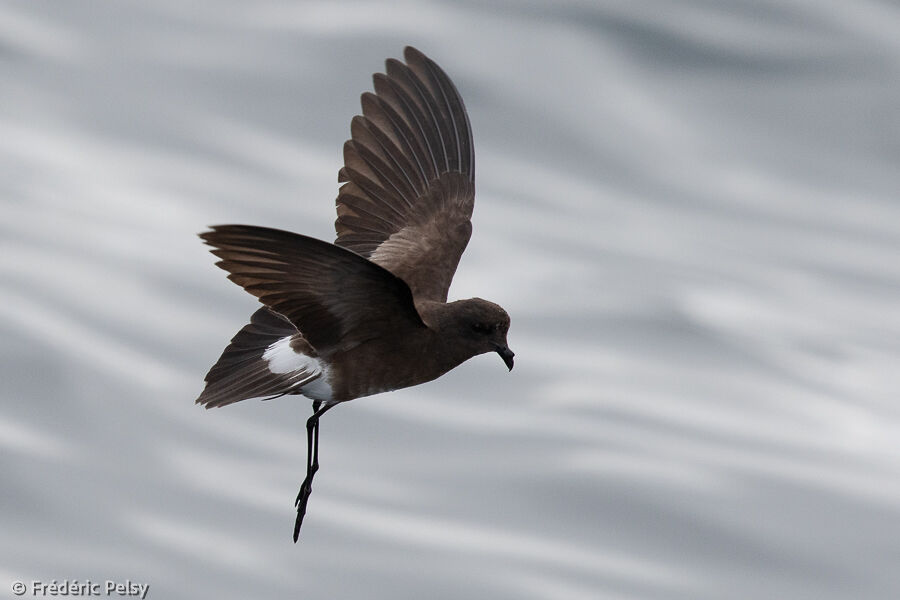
2, 1, 900, 598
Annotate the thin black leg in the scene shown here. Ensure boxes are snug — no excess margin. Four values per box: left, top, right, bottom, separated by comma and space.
293, 400, 334, 542
299, 400, 322, 500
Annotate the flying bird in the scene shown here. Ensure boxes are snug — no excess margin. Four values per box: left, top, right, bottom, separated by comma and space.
197, 46, 514, 542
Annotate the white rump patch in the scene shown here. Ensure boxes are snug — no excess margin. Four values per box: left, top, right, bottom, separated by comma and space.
262, 336, 333, 401
263, 336, 314, 374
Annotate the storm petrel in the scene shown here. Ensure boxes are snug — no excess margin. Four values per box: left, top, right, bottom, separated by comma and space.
197, 47, 514, 542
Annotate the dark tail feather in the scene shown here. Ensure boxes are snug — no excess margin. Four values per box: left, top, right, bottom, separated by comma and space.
197, 308, 305, 408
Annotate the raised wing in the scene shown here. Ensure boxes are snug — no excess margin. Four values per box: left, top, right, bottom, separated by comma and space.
200, 225, 425, 357
335, 46, 475, 303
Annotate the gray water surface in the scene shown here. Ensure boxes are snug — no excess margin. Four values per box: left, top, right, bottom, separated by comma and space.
2, 1, 900, 599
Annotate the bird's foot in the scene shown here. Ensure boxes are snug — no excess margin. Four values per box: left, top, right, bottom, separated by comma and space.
293, 477, 314, 542
295, 476, 312, 507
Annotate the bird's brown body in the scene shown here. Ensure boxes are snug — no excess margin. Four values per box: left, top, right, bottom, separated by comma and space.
326, 298, 512, 402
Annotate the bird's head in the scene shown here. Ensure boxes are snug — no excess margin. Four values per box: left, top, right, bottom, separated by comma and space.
450, 298, 514, 371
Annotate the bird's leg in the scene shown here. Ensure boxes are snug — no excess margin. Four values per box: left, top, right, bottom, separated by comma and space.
296, 400, 322, 506
294, 400, 333, 542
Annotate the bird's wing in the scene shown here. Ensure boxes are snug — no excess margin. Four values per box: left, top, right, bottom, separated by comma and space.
200, 225, 425, 357
334, 46, 475, 303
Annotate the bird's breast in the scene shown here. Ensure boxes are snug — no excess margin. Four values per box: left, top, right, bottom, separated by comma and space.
327, 334, 459, 401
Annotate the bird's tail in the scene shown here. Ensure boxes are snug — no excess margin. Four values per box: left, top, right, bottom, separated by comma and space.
197, 308, 317, 408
